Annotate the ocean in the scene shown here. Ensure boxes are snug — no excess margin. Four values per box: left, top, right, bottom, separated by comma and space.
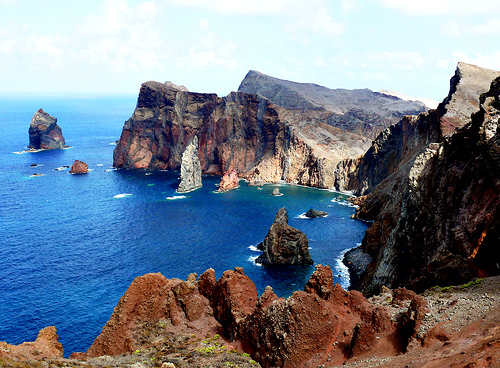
0, 95, 368, 356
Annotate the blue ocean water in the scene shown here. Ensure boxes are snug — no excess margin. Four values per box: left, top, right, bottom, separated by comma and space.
0, 95, 368, 357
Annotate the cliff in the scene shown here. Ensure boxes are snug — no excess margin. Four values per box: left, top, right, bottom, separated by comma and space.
28, 109, 67, 150
351, 63, 500, 295
113, 72, 427, 189
238, 70, 427, 140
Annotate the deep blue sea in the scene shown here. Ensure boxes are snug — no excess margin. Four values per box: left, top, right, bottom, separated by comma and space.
0, 95, 368, 356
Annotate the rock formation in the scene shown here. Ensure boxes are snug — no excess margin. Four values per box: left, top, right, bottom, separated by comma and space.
0, 326, 64, 361
348, 63, 500, 295
113, 72, 427, 189
255, 207, 313, 265
69, 160, 89, 174
8, 268, 500, 368
304, 208, 329, 218
177, 135, 202, 193
28, 109, 67, 150
271, 188, 281, 196
238, 70, 427, 140
217, 169, 239, 192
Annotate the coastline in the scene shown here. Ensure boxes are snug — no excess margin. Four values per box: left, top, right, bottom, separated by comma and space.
342, 245, 372, 290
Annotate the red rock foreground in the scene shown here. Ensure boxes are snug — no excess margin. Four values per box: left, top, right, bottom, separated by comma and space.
2, 268, 500, 368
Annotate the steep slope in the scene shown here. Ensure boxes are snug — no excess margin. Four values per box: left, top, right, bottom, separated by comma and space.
352, 64, 500, 295
238, 70, 427, 139
113, 81, 371, 188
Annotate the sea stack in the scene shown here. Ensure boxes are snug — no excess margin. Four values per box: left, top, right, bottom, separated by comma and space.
69, 160, 89, 174
256, 207, 313, 265
177, 136, 202, 193
217, 169, 239, 192
28, 109, 67, 150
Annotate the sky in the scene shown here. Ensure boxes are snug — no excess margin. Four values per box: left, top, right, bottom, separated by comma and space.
1, 0, 499, 101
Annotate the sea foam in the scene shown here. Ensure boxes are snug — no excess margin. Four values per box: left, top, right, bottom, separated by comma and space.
166, 195, 186, 200
113, 193, 132, 199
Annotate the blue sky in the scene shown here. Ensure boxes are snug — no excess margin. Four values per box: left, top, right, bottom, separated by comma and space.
1, 0, 499, 101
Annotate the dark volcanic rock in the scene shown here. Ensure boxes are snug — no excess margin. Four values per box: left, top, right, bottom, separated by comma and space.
351, 63, 500, 295
238, 70, 427, 140
69, 160, 89, 174
343, 246, 372, 290
255, 207, 313, 265
304, 208, 329, 218
177, 135, 202, 193
28, 108, 67, 150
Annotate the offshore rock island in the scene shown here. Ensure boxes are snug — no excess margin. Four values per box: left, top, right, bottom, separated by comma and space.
28, 108, 68, 150
5, 64, 500, 367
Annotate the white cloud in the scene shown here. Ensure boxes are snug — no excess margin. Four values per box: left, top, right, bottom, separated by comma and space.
199, 18, 210, 29
361, 52, 426, 70
165, 0, 289, 15
379, 0, 500, 16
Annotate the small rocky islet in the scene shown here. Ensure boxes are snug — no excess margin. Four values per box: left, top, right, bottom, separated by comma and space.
6, 63, 500, 367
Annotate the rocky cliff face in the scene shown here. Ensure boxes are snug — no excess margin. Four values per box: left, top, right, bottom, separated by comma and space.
339, 62, 500, 196
238, 70, 427, 140
113, 72, 426, 189
352, 64, 500, 295
28, 109, 67, 150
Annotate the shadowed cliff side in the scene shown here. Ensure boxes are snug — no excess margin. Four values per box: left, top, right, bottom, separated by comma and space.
351, 64, 500, 295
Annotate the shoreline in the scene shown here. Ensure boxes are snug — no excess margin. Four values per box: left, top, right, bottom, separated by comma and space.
342, 245, 372, 290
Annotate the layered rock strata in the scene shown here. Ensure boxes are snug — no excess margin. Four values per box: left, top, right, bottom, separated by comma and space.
113, 72, 426, 189
28, 109, 67, 150
255, 207, 313, 265
177, 135, 202, 193
350, 63, 500, 295
238, 70, 427, 140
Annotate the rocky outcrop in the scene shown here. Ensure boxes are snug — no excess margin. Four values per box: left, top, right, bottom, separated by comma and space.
304, 208, 329, 218
27, 267, 500, 368
0, 326, 64, 361
28, 109, 67, 150
351, 63, 500, 295
177, 135, 202, 193
238, 70, 427, 140
69, 160, 89, 174
255, 208, 313, 265
339, 62, 500, 196
113, 72, 426, 189
217, 169, 239, 192
71, 272, 219, 359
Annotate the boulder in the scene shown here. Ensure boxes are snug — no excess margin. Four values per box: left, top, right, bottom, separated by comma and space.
304, 208, 329, 218
69, 160, 89, 174
217, 169, 239, 192
255, 207, 313, 265
271, 188, 281, 196
177, 135, 202, 193
28, 109, 67, 150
